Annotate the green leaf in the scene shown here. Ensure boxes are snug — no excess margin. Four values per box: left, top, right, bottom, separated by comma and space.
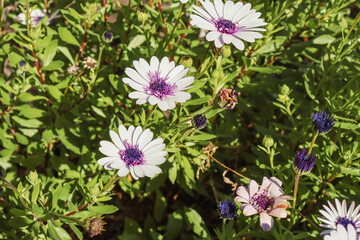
18, 92, 47, 102
42, 60, 64, 71
15, 105, 45, 119
58, 27, 80, 47
8, 52, 23, 67
47, 85, 63, 102
47, 221, 72, 240
58, 46, 75, 65
153, 190, 166, 223
313, 35, 336, 45
43, 40, 58, 66
166, 211, 183, 240
12, 116, 43, 128
184, 207, 211, 239
69, 224, 83, 240
127, 35, 146, 50
9, 216, 34, 228
15, 132, 29, 145
88, 205, 119, 214
248, 66, 286, 74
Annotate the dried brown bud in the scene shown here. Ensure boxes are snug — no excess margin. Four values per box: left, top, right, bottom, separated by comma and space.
219, 88, 241, 109
88, 217, 105, 238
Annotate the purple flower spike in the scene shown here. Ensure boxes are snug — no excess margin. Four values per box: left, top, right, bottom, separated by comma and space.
293, 148, 317, 175
311, 111, 335, 134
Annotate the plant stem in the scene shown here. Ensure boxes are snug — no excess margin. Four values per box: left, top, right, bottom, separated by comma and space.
292, 174, 300, 209
195, 43, 212, 77
209, 155, 251, 182
144, 105, 157, 128
307, 133, 318, 155
52, 212, 84, 226
196, 47, 220, 79
222, 219, 226, 240
2, 179, 30, 209
163, 4, 185, 51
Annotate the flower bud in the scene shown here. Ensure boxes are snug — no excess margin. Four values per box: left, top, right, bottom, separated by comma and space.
137, 10, 149, 23
102, 31, 113, 43
179, 56, 193, 68
222, 45, 231, 57
262, 135, 274, 148
192, 114, 207, 129
280, 84, 290, 95
19, 61, 28, 71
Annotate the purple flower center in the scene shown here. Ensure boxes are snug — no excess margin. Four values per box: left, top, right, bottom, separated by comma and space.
250, 191, 274, 213
118, 141, 144, 167
145, 72, 177, 100
215, 18, 237, 34
336, 217, 355, 229
32, 16, 44, 25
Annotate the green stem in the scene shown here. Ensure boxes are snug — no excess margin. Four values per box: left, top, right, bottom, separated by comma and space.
101, 171, 119, 194
307, 133, 318, 155
222, 219, 226, 240
2, 179, 30, 209
195, 43, 212, 77
163, 4, 185, 51
95, 45, 105, 75
233, 219, 255, 238
196, 47, 221, 79
144, 105, 157, 128
51, 212, 85, 226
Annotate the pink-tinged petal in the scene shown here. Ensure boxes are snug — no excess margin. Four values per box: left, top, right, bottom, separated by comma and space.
260, 212, 274, 232
235, 186, 250, 203
335, 199, 344, 217
260, 176, 271, 190
242, 205, 258, 216
320, 229, 332, 236
268, 208, 287, 218
346, 201, 356, 218
269, 177, 282, 187
248, 180, 259, 198
268, 183, 284, 198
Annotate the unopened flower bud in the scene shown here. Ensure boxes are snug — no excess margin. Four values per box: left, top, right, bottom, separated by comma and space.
192, 114, 207, 129
222, 45, 231, 57
262, 135, 274, 148
179, 56, 193, 68
280, 84, 290, 95
102, 31, 113, 43
137, 10, 149, 23
293, 148, 317, 175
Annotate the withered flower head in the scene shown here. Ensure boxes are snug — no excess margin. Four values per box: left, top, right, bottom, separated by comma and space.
219, 88, 241, 109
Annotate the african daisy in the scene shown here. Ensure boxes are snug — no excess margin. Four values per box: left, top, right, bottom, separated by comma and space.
324, 224, 358, 240
98, 125, 167, 180
123, 56, 194, 111
18, 9, 46, 27
235, 177, 292, 231
190, 0, 267, 50
318, 199, 360, 238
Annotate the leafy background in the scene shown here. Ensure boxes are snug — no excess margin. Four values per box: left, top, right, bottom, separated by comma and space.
0, 0, 359, 239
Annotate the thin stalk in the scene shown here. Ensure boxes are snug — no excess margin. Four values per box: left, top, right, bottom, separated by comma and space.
0, 0, 4, 32
209, 155, 251, 182
195, 43, 212, 77
51, 212, 84, 226
99, 171, 119, 195
292, 174, 300, 209
307, 133, 318, 155
2, 179, 30, 209
222, 219, 227, 240
144, 105, 157, 128
163, 4, 185, 51
196, 47, 220, 79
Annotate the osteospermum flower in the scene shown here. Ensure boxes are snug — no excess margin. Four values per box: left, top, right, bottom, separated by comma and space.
18, 9, 45, 27
219, 198, 239, 219
324, 224, 358, 240
190, 0, 267, 50
235, 177, 292, 231
98, 125, 168, 180
123, 56, 194, 111
311, 111, 335, 134
293, 148, 317, 175
318, 199, 360, 237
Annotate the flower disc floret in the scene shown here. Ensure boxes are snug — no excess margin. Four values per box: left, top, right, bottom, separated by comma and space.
219, 198, 239, 219
190, 0, 267, 50
98, 125, 168, 180
293, 148, 317, 175
311, 111, 335, 134
123, 56, 194, 111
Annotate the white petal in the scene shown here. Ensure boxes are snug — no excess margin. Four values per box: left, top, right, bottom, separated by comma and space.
165, 97, 176, 109
214, 34, 224, 48
129, 91, 148, 99
232, 37, 245, 50
130, 167, 139, 180
99, 141, 119, 157
248, 180, 259, 198
136, 97, 148, 105
127, 125, 135, 143
222, 34, 235, 44
150, 56, 160, 73
123, 77, 145, 91
223, 0, 236, 20
118, 167, 129, 177
131, 126, 143, 146
157, 100, 169, 111
214, 0, 224, 18
167, 68, 189, 84
144, 143, 166, 155
133, 60, 150, 82
133, 165, 145, 178
146, 156, 166, 165
109, 130, 125, 150
142, 138, 164, 152
125, 68, 148, 85
144, 165, 162, 177
260, 212, 274, 231
138, 129, 154, 149
148, 95, 159, 105
200, 0, 218, 19
234, 31, 263, 43
206, 31, 221, 41
97, 157, 119, 166
190, 14, 216, 31
118, 125, 129, 143
174, 91, 191, 103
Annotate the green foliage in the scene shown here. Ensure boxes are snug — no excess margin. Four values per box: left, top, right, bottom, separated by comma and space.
0, 0, 360, 239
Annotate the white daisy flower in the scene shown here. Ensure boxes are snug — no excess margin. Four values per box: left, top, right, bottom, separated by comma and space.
18, 9, 46, 27
123, 56, 194, 111
190, 0, 267, 50
324, 225, 358, 240
180, 0, 189, 3
98, 125, 167, 180
318, 199, 360, 237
